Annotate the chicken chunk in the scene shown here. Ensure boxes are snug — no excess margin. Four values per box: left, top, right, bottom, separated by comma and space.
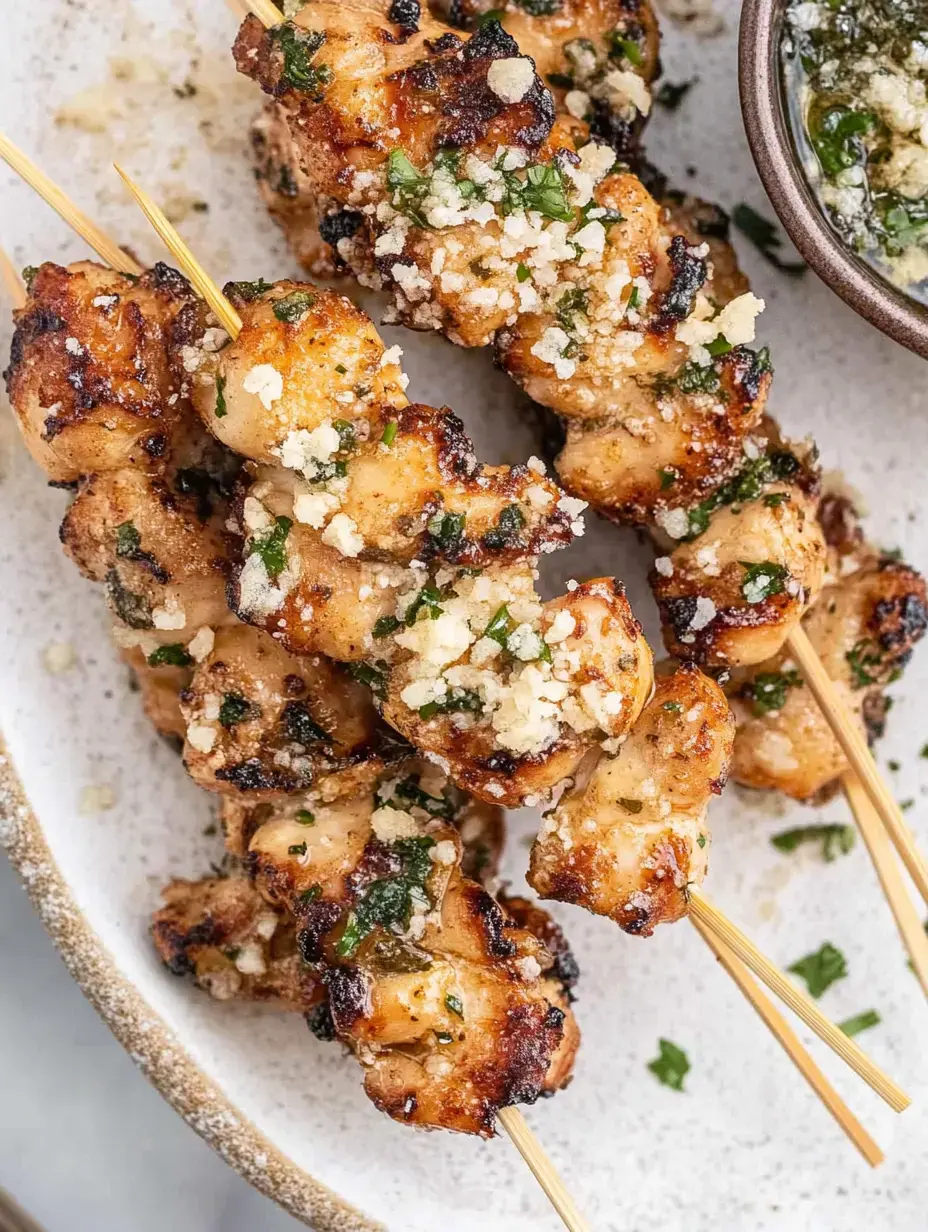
529, 663, 734, 934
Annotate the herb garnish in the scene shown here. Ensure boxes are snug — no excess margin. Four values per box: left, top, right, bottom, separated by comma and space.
115, 521, 142, 558
381, 421, 398, 447
741, 669, 802, 715
647, 1039, 690, 1091
427, 510, 466, 554
296, 809, 316, 825
838, 1009, 880, 1037
147, 643, 192, 668
740, 561, 789, 604
618, 798, 643, 814
846, 638, 882, 689
215, 374, 227, 418
337, 836, 435, 957
227, 278, 273, 301
346, 661, 389, 698
249, 515, 292, 579
733, 203, 806, 275
218, 691, 254, 729
483, 504, 525, 550
272, 23, 332, 96
273, 290, 316, 323
655, 80, 694, 110
788, 941, 847, 998
418, 689, 483, 720
445, 992, 465, 1018
771, 824, 855, 861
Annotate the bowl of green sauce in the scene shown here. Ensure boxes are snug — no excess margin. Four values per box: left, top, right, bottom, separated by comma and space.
740, 0, 928, 357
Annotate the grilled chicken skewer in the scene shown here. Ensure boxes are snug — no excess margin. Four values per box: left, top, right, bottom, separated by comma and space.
2, 142, 908, 1135
228, 0, 928, 900
4, 256, 584, 1144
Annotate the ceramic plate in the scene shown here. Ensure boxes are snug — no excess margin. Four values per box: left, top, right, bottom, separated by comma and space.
2, 2, 928, 1229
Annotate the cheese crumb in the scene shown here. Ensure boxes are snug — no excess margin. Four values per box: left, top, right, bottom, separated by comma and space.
243, 363, 284, 410
321, 513, 364, 557
187, 626, 215, 663
486, 57, 535, 104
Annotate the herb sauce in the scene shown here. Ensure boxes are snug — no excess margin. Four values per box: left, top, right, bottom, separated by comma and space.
782, 0, 928, 300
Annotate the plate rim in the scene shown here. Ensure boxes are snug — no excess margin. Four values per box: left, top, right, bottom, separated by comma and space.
0, 729, 382, 1232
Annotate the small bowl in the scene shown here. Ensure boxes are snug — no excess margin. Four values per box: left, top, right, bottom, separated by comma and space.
739, 0, 928, 359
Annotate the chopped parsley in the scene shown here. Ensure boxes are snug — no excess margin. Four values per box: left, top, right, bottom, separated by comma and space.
706, 334, 733, 357
227, 278, 273, 301
771, 823, 855, 861
647, 1039, 690, 1091
337, 836, 435, 957
21, 265, 39, 290
346, 661, 389, 698
522, 163, 573, 222
418, 688, 483, 720
298, 884, 322, 905
741, 669, 803, 715
696, 834, 707, 848
733, 203, 806, 275
296, 809, 316, 825
608, 32, 642, 65
555, 287, 589, 332
115, 521, 142, 558
386, 149, 431, 227
288, 841, 308, 857
675, 360, 721, 396
740, 560, 789, 604
373, 614, 401, 639
838, 1009, 880, 1037
484, 604, 512, 646
445, 992, 465, 1018
516, 262, 531, 282
377, 774, 455, 820
618, 797, 643, 814
218, 691, 254, 729
272, 23, 332, 96
483, 504, 526, 550
404, 585, 444, 625
846, 638, 882, 689
381, 421, 398, 447
427, 510, 466, 554
663, 700, 682, 712
788, 941, 847, 998
655, 79, 695, 110
249, 515, 292, 579
215, 374, 227, 418
273, 290, 316, 323
658, 468, 678, 490
147, 643, 192, 668
681, 450, 800, 540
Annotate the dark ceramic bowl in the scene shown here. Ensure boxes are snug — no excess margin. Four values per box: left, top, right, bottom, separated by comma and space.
739, 0, 928, 359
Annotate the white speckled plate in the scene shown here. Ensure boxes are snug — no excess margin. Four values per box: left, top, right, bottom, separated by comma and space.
2, 2, 928, 1229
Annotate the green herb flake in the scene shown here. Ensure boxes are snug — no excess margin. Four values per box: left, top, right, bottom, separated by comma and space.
838, 1009, 881, 1038
227, 278, 273, 302
22, 265, 39, 290
740, 560, 789, 604
608, 31, 643, 65
763, 492, 789, 507
218, 691, 253, 729
846, 638, 882, 689
381, 421, 399, 447
647, 1039, 690, 1091
733, 203, 807, 275
337, 836, 436, 957
373, 614, 401, 639
418, 689, 482, 720
273, 290, 316, 323
521, 162, 574, 223
618, 797, 643, 814
516, 262, 531, 282
771, 823, 855, 862
741, 669, 803, 716
788, 941, 847, 998
706, 334, 733, 357
296, 809, 316, 825
214, 373, 227, 418
655, 80, 694, 110
888, 759, 901, 771
658, 467, 677, 490
272, 23, 332, 96
115, 521, 141, 558
298, 884, 322, 905
335, 363, 347, 374
696, 834, 707, 848
483, 504, 526, 550
427, 510, 466, 554
663, 700, 682, 712
346, 661, 389, 699
484, 604, 512, 646
249, 515, 292, 580
288, 841, 308, 857
147, 643, 192, 668
445, 992, 465, 1018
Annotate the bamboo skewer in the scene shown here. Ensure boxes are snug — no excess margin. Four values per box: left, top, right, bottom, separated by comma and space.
690, 916, 884, 1167
842, 771, 928, 997
688, 891, 909, 1112
0, 245, 25, 307
787, 626, 928, 905
0, 133, 142, 277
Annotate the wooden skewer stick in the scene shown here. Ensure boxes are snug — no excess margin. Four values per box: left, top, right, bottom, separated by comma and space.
110, 166, 589, 1232
0, 245, 25, 307
235, 0, 282, 27
690, 916, 883, 1166
0, 133, 143, 277
688, 891, 909, 1112
788, 625, 928, 906
842, 771, 928, 997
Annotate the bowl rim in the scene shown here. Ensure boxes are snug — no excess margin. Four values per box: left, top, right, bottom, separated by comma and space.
0, 730, 380, 1232
738, 0, 928, 360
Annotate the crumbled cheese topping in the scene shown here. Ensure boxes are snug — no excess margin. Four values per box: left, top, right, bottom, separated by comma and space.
486, 57, 535, 104
243, 363, 284, 410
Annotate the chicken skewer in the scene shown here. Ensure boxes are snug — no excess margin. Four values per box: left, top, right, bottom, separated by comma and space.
0, 137, 906, 1134
1, 255, 589, 1229
113, 161, 908, 1114
226, 0, 928, 899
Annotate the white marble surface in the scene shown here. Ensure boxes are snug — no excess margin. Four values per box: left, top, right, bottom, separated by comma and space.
0, 854, 304, 1232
